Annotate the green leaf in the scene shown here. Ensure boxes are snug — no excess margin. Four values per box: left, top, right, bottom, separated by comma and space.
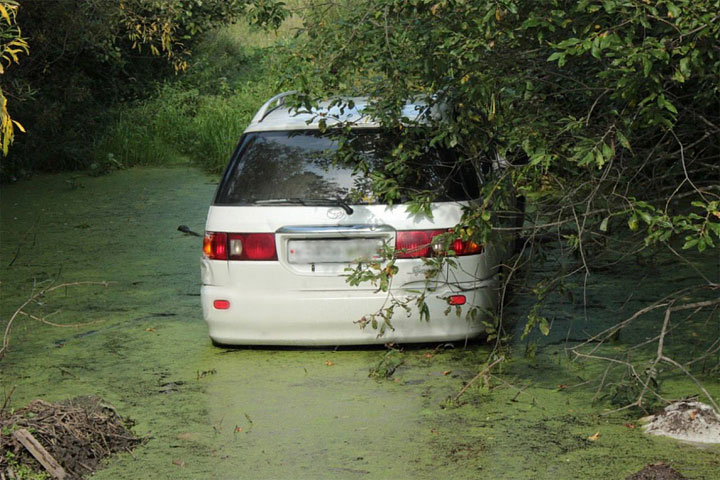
628, 214, 639, 231
538, 317, 550, 336
682, 238, 698, 250
616, 131, 631, 150
705, 234, 715, 248
601, 143, 613, 162
600, 216, 610, 232
547, 52, 563, 62
639, 211, 653, 224
642, 56, 652, 77
595, 149, 605, 167
557, 38, 581, 48
660, 95, 678, 114
666, 2, 681, 19
679, 57, 690, 76
601, 0, 617, 13
672, 70, 686, 83
579, 151, 594, 166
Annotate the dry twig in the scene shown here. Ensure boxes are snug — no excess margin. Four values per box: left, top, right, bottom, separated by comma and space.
1, 281, 111, 359
570, 287, 720, 413
452, 356, 505, 403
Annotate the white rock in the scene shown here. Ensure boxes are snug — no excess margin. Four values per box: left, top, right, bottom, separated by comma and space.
643, 400, 720, 444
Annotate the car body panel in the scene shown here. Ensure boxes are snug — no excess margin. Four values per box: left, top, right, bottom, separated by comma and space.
201, 93, 503, 345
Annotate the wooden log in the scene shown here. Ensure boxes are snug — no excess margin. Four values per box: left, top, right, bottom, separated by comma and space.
11, 428, 67, 480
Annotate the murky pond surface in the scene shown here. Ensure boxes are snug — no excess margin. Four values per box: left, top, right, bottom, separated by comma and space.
1, 167, 718, 479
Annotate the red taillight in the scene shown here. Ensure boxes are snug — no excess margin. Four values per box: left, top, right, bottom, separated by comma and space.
448, 295, 466, 306
213, 300, 230, 310
228, 233, 277, 261
204, 232, 277, 261
452, 238, 483, 256
203, 232, 228, 260
396, 229, 483, 258
396, 230, 445, 258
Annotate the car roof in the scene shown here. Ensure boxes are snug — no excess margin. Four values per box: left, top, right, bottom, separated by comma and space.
244, 92, 433, 133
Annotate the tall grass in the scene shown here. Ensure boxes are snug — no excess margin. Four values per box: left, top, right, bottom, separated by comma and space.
94, 20, 299, 173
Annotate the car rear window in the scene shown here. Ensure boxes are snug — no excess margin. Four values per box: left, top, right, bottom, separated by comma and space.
214, 129, 480, 205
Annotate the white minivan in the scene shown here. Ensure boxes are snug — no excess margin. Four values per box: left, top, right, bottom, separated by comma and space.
201, 92, 505, 345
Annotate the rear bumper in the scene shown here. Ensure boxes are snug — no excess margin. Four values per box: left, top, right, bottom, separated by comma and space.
201, 279, 498, 346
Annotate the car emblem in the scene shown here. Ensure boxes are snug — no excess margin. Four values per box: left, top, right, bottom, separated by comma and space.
327, 208, 346, 219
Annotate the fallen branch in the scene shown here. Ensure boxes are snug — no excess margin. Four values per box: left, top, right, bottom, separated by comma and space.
0, 386, 16, 416
1, 281, 111, 359
570, 288, 720, 413
13, 428, 67, 480
452, 356, 504, 403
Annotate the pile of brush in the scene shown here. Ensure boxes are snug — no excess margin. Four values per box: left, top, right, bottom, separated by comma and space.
1, 396, 144, 479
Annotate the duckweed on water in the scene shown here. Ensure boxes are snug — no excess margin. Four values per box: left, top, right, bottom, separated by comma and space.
1, 167, 718, 479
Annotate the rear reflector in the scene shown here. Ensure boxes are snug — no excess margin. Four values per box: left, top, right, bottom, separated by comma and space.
448, 295, 466, 306
396, 230, 483, 258
213, 300, 230, 310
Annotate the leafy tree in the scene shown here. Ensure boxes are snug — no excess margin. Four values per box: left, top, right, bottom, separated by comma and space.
293, 0, 719, 248
288, 0, 719, 406
1, 0, 287, 179
0, 0, 28, 156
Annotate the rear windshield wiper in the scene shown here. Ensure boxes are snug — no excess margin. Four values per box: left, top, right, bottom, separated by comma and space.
305, 197, 354, 215
252, 197, 354, 215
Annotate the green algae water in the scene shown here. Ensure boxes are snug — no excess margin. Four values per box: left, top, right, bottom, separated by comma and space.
1, 167, 718, 479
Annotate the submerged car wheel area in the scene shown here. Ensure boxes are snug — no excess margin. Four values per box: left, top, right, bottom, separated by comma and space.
201, 92, 504, 346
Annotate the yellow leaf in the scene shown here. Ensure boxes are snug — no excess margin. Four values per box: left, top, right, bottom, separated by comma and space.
12, 120, 25, 133
325, 360, 334, 366
0, 5, 11, 25
587, 431, 600, 441
495, 8, 502, 22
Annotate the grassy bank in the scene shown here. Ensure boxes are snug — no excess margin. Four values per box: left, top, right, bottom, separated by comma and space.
92, 16, 302, 173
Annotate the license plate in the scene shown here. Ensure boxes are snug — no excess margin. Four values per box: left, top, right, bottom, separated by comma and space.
287, 238, 386, 264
